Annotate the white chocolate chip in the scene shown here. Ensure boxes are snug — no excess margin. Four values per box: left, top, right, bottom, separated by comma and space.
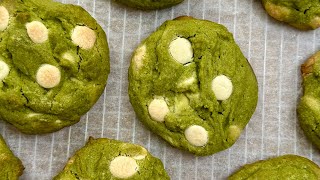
178, 76, 196, 88
311, 16, 320, 28
132, 45, 146, 69
36, 64, 61, 88
133, 154, 146, 160
27, 113, 41, 118
55, 120, 62, 124
0, 61, 9, 81
169, 37, 193, 64
184, 62, 192, 66
0, 6, 9, 31
185, 125, 208, 147
228, 125, 241, 141
133, 147, 148, 160
62, 52, 74, 62
211, 75, 233, 101
26, 21, 48, 43
109, 156, 138, 179
174, 94, 190, 113
148, 98, 170, 122
71, 26, 96, 50
303, 96, 320, 113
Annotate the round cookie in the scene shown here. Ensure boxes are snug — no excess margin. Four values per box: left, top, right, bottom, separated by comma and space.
229, 155, 320, 179
262, 0, 320, 30
0, 134, 24, 179
128, 16, 258, 156
0, 0, 109, 134
114, 0, 184, 10
53, 137, 169, 180
298, 51, 320, 149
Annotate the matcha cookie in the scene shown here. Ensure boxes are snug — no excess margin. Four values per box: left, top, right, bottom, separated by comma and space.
0, 0, 109, 134
54, 137, 169, 180
298, 51, 320, 149
229, 155, 320, 179
128, 16, 258, 156
0, 134, 24, 179
262, 0, 320, 30
114, 0, 184, 10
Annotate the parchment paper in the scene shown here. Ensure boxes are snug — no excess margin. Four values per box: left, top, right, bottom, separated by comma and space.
1, 0, 320, 179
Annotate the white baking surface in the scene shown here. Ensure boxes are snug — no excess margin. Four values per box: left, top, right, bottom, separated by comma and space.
1, 0, 320, 179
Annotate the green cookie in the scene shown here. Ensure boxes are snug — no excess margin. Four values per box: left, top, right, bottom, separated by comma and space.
262, 0, 320, 30
114, 0, 184, 10
0, 0, 109, 134
54, 137, 169, 180
298, 51, 320, 149
0, 134, 24, 180
128, 16, 258, 156
229, 155, 320, 179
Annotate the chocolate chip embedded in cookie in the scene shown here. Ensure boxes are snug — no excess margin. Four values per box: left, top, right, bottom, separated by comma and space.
0, 0, 110, 134
128, 16, 258, 156
53, 138, 169, 180
262, 0, 320, 30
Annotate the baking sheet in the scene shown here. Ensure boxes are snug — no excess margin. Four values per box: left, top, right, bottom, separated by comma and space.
1, 0, 320, 179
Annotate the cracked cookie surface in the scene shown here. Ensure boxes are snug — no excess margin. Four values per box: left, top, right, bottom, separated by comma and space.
53, 137, 169, 180
298, 51, 320, 150
0, 0, 110, 134
229, 155, 320, 179
114, 0, 184, 10
128, 16, 258, 156
0, 134, 24, 180
262, 0, 320, 30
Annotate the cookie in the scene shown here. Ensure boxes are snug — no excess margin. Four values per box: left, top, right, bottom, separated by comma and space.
262, 0, 320, 30
298, 51, 320, 149
114, 0, 184, 10
0, 0, 109, 134
0, 134, 24, 179
53, 137, 169, 180
229, 155, 320, 179
128, 16, 258, 156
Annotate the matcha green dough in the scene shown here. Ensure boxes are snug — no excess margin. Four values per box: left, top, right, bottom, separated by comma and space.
0, 134, 24, 180
0, 0, 109, 134
298, 51, 320, 150
262, 0, 320, 30
229, 155, 320, 180
128, 16, 258, 156
54, 137, 169, 180
114, 0, 184, 10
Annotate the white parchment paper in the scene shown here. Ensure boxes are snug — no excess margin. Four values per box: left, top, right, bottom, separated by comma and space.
1, 0, 320, 179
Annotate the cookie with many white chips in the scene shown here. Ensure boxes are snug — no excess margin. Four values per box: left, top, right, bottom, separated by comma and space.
0, 0, 109, 134
53, 137, 169, 180
128, 16, 258, 156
